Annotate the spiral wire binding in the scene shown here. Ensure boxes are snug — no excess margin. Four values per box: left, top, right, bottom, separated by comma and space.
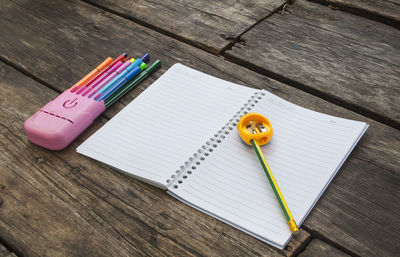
167, 91, 266, 189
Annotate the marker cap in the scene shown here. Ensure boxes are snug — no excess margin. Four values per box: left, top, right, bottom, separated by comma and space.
97, 57, 113, 70
145, 60, 161, 73
140, 53, 150, 63
139, 63, 147, 70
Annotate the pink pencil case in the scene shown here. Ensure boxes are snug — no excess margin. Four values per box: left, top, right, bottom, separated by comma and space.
24, 90, 105, 150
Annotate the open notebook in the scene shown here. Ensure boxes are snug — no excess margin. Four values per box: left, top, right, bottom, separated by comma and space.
77, 63, 368, 249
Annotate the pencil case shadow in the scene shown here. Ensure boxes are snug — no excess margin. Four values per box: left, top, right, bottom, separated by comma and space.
24, 90, 105, 150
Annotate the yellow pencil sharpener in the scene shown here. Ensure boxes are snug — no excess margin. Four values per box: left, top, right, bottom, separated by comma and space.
237, 113, 273, 146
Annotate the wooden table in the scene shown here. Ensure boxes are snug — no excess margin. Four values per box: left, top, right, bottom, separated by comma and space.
0, 0, 399, 256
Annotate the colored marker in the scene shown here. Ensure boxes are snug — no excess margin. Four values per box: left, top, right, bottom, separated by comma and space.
76, 53, 128, 94
105, 60, 161, 108
96, 63, 146, 102
72, 53, 128, 93
89, 58, 135, 98
81, 61, 123, 96
70, 57, 113, 91
95, 53, 150, 98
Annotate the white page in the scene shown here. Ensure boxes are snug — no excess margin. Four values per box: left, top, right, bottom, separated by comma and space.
168, 90, 367, 248
77, 63, 257, 188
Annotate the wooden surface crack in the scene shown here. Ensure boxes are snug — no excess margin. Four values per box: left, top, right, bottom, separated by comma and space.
307, 0, 400, 29
301, 227, 362, 257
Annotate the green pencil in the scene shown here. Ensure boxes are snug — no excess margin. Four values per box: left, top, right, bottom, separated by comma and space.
105, 60, 162, 108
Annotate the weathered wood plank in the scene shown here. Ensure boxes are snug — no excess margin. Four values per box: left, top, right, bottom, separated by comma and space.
82, 0, 286, 53
0, 243, 17, 257
226, 0, 400, 129
309, 0, 400, 28
0, 0, 399, 256
0, 64, 309, 256
298, 239, 350, 257
0, 63, 174, 257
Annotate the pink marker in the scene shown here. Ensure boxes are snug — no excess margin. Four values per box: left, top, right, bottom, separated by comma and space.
71, 85, 80, 93
76, 85, 88, 95
81, 61, 123, 96
89, 58, 135, 98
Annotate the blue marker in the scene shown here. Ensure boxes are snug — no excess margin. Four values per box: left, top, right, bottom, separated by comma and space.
96, 63, 146, 102
93, 53, 149, 98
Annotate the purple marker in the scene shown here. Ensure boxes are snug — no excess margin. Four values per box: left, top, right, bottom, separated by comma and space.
81, 61, 123, 96
89, 58, 135, 98
96, 64, 144, 102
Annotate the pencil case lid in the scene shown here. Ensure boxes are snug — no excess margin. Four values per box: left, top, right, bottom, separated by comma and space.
24, 90, 105, 150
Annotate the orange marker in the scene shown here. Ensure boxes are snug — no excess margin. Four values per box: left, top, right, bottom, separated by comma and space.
70, 57, 113, 90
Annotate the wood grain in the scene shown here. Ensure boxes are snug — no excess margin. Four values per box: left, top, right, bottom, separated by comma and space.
298, 239, 350, 257
0, 0, 399, 256
0, 63, 309, 256
226, 0, 400, 129
82, 0, 286, 53
309, 0, 400, 28
0, 243, 17, 257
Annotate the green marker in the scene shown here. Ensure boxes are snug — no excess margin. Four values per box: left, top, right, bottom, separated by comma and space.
105, 60, 162, 108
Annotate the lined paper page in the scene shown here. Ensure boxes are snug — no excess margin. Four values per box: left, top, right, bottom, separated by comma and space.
168, 90, 367, 248
77, 64, 256, 188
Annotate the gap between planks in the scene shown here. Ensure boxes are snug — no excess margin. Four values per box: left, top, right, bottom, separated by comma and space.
0, 56, 62, 95
219, 1, 290, 54
307, 0, 400, 30
299, 227, 360, 257
79, 0, 289, 56
0, 236, 20, 257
